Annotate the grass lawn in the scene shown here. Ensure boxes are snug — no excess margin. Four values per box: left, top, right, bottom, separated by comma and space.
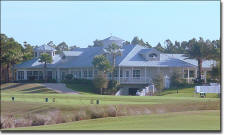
65, 83, 96, 95
1, 83, 221, 130
8, 110, 220, 131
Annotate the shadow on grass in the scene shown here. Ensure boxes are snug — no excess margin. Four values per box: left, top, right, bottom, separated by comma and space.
1, 83, 26, 90
20, 86, 57, 94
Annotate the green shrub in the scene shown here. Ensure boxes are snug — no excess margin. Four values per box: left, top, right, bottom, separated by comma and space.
92, 74, 108, 94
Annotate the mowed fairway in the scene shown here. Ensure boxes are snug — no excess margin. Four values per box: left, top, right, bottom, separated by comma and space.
1, 83, 221, 131
9, 110, 220, 130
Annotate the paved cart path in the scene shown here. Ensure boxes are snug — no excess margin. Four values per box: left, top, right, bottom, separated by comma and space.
41, 83, 79, 94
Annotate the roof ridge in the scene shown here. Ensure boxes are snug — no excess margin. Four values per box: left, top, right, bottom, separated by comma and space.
119, 45, 142, 66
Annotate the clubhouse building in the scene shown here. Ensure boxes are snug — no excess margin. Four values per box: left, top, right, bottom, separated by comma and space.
15, 36, 215, 95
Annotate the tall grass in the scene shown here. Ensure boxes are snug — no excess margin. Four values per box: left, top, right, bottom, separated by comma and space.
1, 100, 220, 129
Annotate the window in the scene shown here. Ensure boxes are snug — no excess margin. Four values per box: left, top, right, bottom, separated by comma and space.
120, 70, 123, 77
184, 70, 188, 78
88, 70, 92, 77
62, 72, 66, 80
39, 71, 43, 80
114, 70, 118, 77
189, 70, 195, 78
18, 71, 24, 80
47, 71, 52, 80
133, 70, 140, 78
148, 53, 157, 58
83, 70, 87, 77
74, 71, 81, 78
35, 52, 37, 57
125, 71, 129, 78
33, 71, 39, 80
94, 70, 98, 76
27, 71, 33, 80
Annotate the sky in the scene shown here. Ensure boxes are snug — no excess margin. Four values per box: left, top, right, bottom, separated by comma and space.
1, 1, 220, 48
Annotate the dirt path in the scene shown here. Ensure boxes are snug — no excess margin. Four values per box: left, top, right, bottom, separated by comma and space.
41, 83, 79, 94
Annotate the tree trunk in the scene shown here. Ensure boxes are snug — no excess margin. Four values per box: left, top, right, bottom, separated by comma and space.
6, 63, 10, 82
12, 64, 15, 82
197, 59, 203, 83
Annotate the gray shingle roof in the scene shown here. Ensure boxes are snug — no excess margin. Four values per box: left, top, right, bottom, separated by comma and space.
15, 39, 215, 69
62, 51, 83, 56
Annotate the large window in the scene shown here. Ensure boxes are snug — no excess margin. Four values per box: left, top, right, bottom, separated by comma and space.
120, 70, 123, 77
184, 70, 188, 78
73, 71, 81, 78
83, 70, 87, 77
88, 70, 93, 77
114, 70, 118, 77
47, 71, 52, 80
39, 71, 43, 80
125, 71, 129, 78
27, 71, 43, 80
33, 71, 39, 80
184, 70, 195, 78
62, 72, 66, 80
189, 70, 195, 78
18, 71, 24, 80
133, 70, 140, 78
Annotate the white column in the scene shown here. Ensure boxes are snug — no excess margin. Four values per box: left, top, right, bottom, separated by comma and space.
204, 70, 207, 83
118, 66, 120, 83
187, 68, 190, 84
144, 67, 146, 83
24, 70, 27, 80
57, 68, 60, 81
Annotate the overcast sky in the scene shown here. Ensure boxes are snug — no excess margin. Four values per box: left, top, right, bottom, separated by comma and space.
1, 1, 220, 47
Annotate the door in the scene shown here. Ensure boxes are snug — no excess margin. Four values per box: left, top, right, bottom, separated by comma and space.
128, 88, 139, 96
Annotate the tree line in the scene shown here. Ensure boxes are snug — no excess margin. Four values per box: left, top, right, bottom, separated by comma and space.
1, 33, 220, 83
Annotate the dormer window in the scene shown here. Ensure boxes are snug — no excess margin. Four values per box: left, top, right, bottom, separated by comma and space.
149, 53, 157, 58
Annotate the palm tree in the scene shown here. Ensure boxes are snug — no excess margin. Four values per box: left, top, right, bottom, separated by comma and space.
184, 37, 214, 83
39, 53, 53, 82
104, 43, 122, 80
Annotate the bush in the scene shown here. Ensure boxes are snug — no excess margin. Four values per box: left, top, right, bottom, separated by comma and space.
152, 74, 164, 95
108, 80, 118, 89
170, 72, 187, 88
92, 73, 108, 94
